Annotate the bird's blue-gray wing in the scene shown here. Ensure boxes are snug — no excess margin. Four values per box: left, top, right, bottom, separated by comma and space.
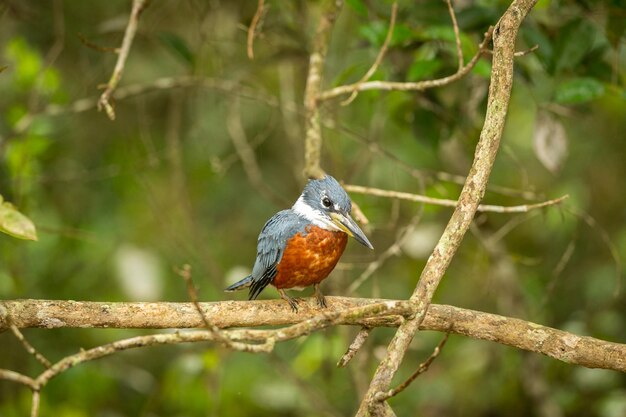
248, 210, 306, 299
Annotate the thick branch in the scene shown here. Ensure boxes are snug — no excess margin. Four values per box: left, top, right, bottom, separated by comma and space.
1, 299, 624, 373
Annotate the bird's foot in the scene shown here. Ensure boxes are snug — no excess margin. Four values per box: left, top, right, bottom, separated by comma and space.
278, 289, 299, 312
314, 284, 327, 308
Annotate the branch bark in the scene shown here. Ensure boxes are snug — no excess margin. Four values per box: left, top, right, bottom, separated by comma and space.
303, 0, 341, 179
357, 0, 538, 414
1, 298, 624, 373
97, 0, 148, 120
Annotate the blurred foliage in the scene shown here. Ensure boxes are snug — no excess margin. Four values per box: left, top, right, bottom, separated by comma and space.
1, 0, 625, 416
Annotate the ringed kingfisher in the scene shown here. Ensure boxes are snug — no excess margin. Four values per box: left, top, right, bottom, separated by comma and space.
225, 175, 373, 311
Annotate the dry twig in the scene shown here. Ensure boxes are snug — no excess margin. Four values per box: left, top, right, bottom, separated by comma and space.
303, 0, 341, 179
175, 264, 271, 353
97, 0, 149, 120
226, 97, 287, 205
445, 0, 464, 70
2, 298, 624, 373
375, 333, 449, 401
0, 305, 51, 368
338, 327, 372, 368
318, 27, 493, 102
345, 184, 569, 213
357, 1, 538, 414
247, 0, 266, 59
341, 2, 398, 106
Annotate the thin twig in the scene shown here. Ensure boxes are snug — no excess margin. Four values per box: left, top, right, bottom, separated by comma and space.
445, 0, 464, 70
358, 1, 537, 412
247, 0, 266, 59
0, 369, 37, 388
541, 240, 576, 309
175, 264, 271, 353
567, 208, 622, 297
348, 213, 423, 294
341, 2, 398, 106
345, 184, 569, 213
375, 333, 449, 401
319, 27, 493, 102
515, 44, 539, 56
337, 327, 372, 368
487, 44, 539, 57
77, 33, 119, 53
15, 75, 284, 134
303, 0, 341, 179
226, 97, 288, 206
97, 0, 149, 120
0, 305, 51, 368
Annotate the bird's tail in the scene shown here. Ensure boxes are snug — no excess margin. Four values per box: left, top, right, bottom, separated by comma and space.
224, 275, 253, 292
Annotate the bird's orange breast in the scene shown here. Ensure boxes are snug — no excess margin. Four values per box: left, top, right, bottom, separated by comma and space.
273, 225, 348, 290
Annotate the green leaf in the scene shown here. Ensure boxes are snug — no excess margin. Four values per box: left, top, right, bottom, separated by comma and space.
0, 65, 7, 73
158, 32, 195, 67
0, 200, 38, 241
555, 77, 605, 104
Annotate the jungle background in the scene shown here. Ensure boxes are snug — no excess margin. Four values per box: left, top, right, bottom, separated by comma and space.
1, 0, 625, 416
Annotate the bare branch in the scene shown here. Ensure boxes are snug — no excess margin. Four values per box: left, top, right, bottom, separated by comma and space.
318, 27, 493, 102
0, 369, 37, 389
344, 184, 569, 213
176, 264, 268, 353
247, 0, 266, 59
77, 33, 119, 53
226, 97, 288, 205
304, 0, 342, 179
1, 299, 624, 373
348, 214, 423, 294
97, 0, 149, 120
515, 44, 539, 56
341, 2, 398, 105
445, 0, 464, 70
337, 327, 372, 368
0, 305, 51, 368
375, 333, 449, 401
358, 0, 539, 413
30, 390, 40, 417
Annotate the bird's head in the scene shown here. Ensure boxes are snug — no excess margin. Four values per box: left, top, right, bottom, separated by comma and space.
292, 175, 374, 249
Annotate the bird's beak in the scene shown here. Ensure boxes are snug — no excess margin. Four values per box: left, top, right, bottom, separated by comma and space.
330, 212, 374, 250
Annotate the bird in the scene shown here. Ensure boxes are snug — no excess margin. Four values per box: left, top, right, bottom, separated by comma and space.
225, 175, 373, 312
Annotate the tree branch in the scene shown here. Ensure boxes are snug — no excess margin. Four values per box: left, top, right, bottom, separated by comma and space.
318, 27, 493, 102
1, 298, 624, 373
303, 0, 342, 179
344, 184, 569, 213
357, 0, 538, 414
97, 0, 149, 120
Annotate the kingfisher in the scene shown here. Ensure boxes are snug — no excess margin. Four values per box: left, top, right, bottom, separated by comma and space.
225, 175, 373, 311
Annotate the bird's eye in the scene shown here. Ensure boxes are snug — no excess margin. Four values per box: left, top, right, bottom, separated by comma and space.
321, 197, 332, 208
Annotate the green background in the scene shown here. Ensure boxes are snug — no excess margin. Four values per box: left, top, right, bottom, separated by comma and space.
1, 0, 625, 416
